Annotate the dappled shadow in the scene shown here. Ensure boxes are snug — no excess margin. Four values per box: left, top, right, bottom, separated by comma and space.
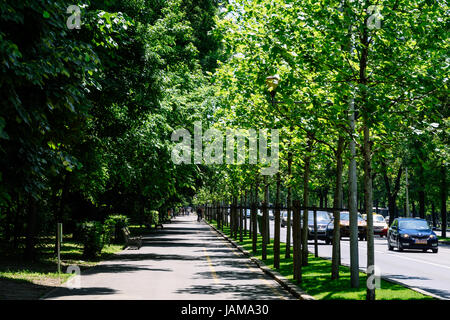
195, 270, 264, 281
0, 277, 61, 300
108, 252, 203, 262
175, 283, 286, 300
44, 286, 117, 299
80, 263, 173, 275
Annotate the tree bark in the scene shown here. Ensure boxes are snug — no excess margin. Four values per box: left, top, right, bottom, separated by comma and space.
363, 122, 375, 300
274, 172, 281, 269
24, 194, 37, 261
293, 200, 302, 283
285, 149, 293, 259
441, 163, 447, 238
332, 135, 345, 280
302, 135, 313, 266
382, 161, 402, 226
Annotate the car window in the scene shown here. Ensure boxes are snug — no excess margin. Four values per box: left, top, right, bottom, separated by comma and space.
307, 211, 331, 223
373, 215, 385, 222
399, 220, 430, 230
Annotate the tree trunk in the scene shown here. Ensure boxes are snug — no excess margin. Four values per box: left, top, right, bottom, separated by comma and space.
418, 190, 425, 219
363, 122, 375, 300
441, 164, 447, 238
285, 150, 293, 259
252, 176, 259, 254
244, 190, 248, 237
302, 136, 313, 266
24, 194, 37, 261
332, 135, 345, 280
348, 93, 360, 288
293, 200, 302, 283
262, 176, 268, 260
274, 172, 281, 269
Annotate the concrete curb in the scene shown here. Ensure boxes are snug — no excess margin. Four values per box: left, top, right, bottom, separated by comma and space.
206, 221, 315, 301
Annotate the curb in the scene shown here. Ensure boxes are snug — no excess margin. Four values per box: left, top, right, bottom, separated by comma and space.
206, 221, 315, 301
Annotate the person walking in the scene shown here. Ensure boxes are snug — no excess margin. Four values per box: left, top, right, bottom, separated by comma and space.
197, 207, 203, 222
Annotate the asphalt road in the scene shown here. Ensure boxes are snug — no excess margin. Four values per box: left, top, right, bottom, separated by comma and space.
260, 218, 450, 300
43, 216, 294, 300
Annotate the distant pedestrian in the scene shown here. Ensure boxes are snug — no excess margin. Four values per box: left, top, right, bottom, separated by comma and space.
197, 207, 203, 222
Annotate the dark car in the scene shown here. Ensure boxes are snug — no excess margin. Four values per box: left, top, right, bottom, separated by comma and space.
303, 211, 333, 243
388, 218, 438, 253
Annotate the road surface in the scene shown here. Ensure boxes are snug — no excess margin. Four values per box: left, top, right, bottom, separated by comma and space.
260, 218, 450, 299
44, 216, 294, 300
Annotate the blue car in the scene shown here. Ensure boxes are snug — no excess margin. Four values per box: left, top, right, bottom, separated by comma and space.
388, 218, 438, 253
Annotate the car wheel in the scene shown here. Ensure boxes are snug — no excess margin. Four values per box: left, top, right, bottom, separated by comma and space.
398, 241, 403, 252
388, 240, 393, 251
422, 249, 428, 253
432, 248, 438, 253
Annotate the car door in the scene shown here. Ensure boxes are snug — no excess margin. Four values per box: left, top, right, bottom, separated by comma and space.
389, 219, 398, 246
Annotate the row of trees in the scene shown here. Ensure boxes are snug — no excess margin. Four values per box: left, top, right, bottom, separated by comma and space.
0, 0, 221, 260
193, 0, 448, 300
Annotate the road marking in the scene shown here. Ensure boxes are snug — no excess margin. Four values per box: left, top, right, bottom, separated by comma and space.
202, 248, 220, 284
336, 240, 450, 270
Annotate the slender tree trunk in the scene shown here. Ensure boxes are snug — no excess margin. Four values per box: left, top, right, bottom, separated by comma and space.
244, 190, 248, 237
363, 122, 375, 300
240, 194, 243, 242
252, 176, 259, 254
432, 202, 436, 229
349, 100, 359, 287
286, 150, 293, 259
262, 176, 268, 260
293, 200, 302, 283
302, 136, 313, 266
274, 172, 281, 269
441, 163, 447, 238
418, 191, 425, 220
332, 135, 345, 280
24, 194, 37, 261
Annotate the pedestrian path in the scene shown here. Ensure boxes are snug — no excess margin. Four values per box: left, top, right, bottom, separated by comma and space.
44, 215, 294, 300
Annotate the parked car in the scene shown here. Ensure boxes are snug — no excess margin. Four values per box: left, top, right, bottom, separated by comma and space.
388, 218, 438, 253
304, 211, 333, 243
362, 213, 388, 237
328, 212, 367, 241
281, 210, 288, 227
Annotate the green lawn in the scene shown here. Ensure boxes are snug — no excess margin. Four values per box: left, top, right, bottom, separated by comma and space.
209, 220, 434, 300
0, 234, 123, 299
438, 236, 450, 243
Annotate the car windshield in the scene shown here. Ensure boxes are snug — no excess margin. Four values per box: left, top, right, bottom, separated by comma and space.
339, 213, 364, 221
307, 211, 331, 223
373, 215, 385, 222
399, 220, 430, 230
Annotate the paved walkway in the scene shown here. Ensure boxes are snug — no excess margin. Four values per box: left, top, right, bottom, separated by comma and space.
44, 215, 294, 300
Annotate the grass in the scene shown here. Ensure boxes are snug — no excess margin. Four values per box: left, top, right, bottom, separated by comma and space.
438, 236, 450, 243
208, 220, 434, 300
0, 234, 123, 299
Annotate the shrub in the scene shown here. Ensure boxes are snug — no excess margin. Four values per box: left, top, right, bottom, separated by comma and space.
144, 210, 159, 228
104, 215, 130, 244
80, 221, 104, 259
